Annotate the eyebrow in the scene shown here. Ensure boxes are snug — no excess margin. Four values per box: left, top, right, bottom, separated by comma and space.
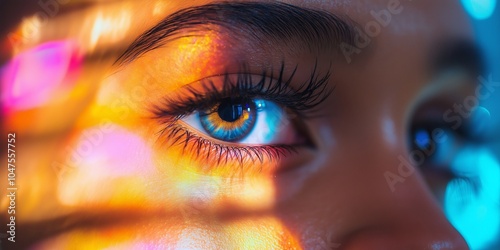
431, 39, 485, 77
114, 1, 356, 66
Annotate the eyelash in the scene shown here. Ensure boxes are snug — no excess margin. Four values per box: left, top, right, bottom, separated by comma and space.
410, 124, 482, 201
157, 122, 297, 170
150, 62, 331, 169
153, 62, 332, 118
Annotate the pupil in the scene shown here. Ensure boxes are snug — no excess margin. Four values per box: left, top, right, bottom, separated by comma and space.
217, 98, 247, 122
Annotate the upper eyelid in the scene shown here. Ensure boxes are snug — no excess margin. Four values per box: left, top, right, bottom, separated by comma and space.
149, 62, 333, 121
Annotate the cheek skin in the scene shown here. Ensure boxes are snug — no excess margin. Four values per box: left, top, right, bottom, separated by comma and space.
152, 147, 278, 211
53, 122, 278, 210
48, 123, 286, 244
37, 130, 294, 249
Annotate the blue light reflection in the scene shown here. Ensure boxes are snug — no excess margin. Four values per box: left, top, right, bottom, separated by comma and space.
461, 0, 497, 20
445, 147, 500, 249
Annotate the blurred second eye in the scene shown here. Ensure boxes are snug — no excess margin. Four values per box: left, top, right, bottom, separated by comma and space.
181, 98, 302, 145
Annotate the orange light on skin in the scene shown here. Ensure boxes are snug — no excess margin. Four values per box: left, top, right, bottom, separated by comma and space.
89, 34, 227, 128
33, 224, 180, 250
52, 123, 278, 211
151, 148, 278, 213
153, 1, 171, 17
174, 33, 224, 84
116, 29, 234, 100
89, 30, 238, 135
223, 216, 303, 250
89, 9, 131, 52
33, 214, 301, 250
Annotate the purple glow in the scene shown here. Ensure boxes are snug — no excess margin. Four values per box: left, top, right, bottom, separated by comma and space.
1, 40, 82, 111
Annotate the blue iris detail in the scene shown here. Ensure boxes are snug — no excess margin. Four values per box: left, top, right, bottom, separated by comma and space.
199, 98, 257, 142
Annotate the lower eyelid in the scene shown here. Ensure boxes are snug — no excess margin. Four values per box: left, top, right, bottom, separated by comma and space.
154, 119, 298, 174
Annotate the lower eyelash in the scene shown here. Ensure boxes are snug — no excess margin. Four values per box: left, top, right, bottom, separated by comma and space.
156, 119, 297, 170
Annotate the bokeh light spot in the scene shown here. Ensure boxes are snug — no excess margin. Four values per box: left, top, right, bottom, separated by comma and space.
445, 147, 500, 249
461, 0, 497, 20
1, 40, 81, 111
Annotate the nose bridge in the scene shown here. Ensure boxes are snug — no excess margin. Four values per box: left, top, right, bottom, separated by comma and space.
320, 89, 469, 248
337, 162, 470, 249
393, 180, 469, 249
350, 154, 470, 249
343, 122, 470, 249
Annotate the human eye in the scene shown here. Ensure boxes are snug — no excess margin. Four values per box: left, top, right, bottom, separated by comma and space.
408, 70, 499, 249
410, 114, 499, 249
150, 63, 330, 174
181, 98, 297, 144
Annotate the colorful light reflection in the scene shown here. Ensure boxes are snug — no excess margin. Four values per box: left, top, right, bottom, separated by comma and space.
445, 147, 500, 249
57, 125, 154, 206
1, 40, 82, 111
461, 0, 497, 20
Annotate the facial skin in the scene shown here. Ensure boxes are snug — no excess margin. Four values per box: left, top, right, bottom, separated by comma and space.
0, 0, 489, 249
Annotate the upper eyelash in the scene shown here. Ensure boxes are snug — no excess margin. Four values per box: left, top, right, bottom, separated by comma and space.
150, 61, 333, 120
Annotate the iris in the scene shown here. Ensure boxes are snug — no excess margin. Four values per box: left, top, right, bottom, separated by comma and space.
199, 98, 257, 142
414, 129, 432, 151
182, 98, 290, 145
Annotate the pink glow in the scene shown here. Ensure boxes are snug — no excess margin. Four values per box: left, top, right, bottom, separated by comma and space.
1, 40, 82, 111
70, 125, 154, 177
